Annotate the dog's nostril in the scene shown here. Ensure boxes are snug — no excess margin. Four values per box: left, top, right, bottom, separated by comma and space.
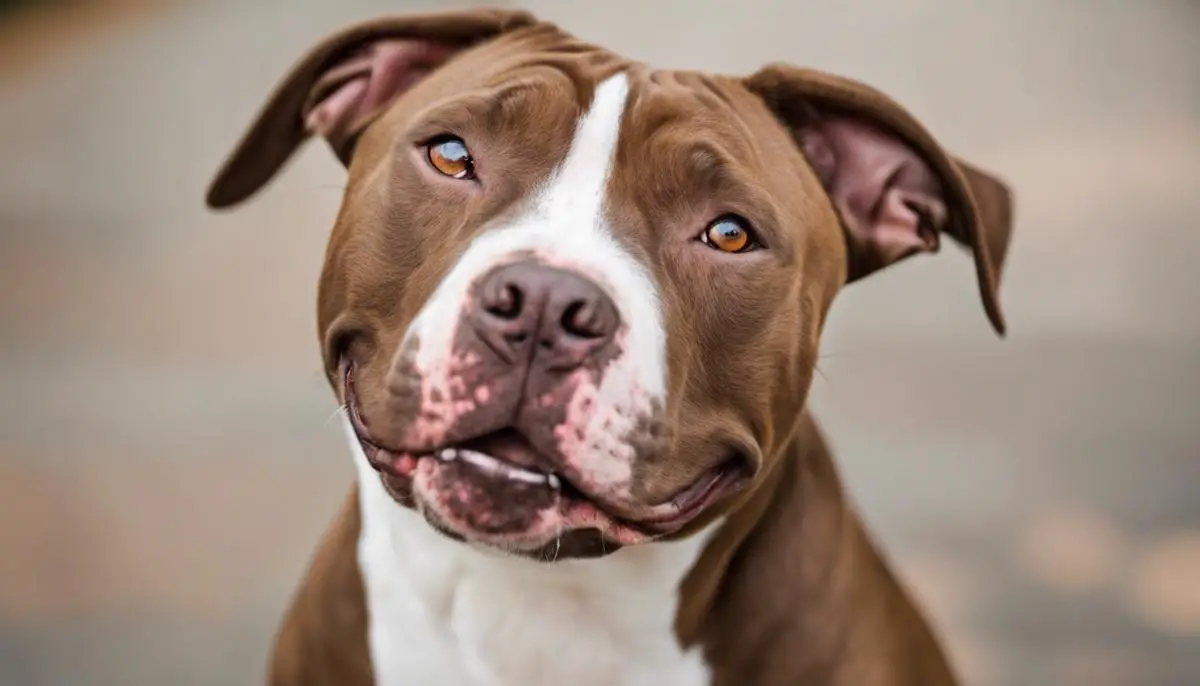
485, 284, 524, 320
561, 301, 604, 340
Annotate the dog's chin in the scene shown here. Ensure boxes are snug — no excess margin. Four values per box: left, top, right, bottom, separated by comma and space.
413, 490, 628, 562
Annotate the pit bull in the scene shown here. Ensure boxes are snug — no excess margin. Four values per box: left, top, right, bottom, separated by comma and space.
205, 8, 1013, 686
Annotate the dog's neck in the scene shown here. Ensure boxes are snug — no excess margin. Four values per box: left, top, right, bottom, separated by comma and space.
685, 411, 960, 685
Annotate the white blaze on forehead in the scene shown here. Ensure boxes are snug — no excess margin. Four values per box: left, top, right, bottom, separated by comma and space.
405, 71, 666, 409
542, 74, 629, 228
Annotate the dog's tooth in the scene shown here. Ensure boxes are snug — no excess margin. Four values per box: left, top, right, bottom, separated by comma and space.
506, 470, 548, 486
449, 447, 560, 489
457, 448, 498, 473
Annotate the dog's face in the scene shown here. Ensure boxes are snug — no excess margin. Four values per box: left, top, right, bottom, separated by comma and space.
208, 10, 1012, 559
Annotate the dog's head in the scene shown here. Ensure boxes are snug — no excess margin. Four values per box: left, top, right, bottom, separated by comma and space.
208, 9, 1012, 560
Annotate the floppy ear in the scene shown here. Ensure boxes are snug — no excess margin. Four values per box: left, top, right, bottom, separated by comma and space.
205, 9, 537, 209
744, 64, 1014, 336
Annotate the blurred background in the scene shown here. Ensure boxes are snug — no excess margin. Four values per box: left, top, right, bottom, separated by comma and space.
1, 0, 1197, 684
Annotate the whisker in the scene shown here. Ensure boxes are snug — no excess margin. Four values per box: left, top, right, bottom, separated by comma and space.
326, 404, 348, 426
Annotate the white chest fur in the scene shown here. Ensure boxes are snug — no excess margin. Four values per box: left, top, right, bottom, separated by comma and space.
346, 418, 715, 686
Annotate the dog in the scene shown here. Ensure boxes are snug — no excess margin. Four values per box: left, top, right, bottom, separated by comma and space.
206, 8, 1013, 686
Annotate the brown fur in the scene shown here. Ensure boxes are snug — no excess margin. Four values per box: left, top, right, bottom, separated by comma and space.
267, 488, 372, 686
206, 8, 1013, 685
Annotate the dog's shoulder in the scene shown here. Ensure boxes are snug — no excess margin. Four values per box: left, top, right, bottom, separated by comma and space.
268, 486, 372, 686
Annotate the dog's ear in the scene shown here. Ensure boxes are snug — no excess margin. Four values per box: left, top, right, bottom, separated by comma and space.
205, 9, 537, 209
744, 64, 1014, 336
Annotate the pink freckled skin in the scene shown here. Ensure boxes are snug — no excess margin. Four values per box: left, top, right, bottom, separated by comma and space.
411, 460, 566, 547
550, 365, 655, 501
553, 371, 600, 453
404, 348, 484, 448
474, 385, 491, 404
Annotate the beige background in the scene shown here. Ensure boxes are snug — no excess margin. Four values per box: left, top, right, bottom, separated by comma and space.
1, 1, 1198, 684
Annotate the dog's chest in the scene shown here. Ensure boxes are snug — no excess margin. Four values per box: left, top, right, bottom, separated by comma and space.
354, 445, 715, 686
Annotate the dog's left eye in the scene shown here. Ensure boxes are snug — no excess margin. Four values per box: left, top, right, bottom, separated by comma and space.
698, 215, 761, 254
426, 135, 475, 180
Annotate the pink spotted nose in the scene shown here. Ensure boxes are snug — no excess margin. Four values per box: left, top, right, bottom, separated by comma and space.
467, 261, 619, 371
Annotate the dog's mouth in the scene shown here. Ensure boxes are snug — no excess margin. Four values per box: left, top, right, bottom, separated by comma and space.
342, 363, 747, 556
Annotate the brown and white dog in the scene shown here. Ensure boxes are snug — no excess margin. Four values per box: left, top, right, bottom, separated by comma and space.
206, 8, 1013, 686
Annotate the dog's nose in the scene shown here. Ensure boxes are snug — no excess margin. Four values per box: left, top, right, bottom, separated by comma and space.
469, 261, 619, 369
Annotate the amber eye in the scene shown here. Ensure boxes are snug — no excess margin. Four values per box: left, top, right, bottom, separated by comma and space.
700, 216, 758, 253
426, 136, 475, 180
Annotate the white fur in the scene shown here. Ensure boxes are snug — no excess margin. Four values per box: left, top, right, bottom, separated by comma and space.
349, 416, 715, 686
400, 73, 666, 496
353, 73, 713, 686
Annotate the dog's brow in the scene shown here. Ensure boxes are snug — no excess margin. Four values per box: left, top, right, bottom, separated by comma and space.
404, 80, 554, 142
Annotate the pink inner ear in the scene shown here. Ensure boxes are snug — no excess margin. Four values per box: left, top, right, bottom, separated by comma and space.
804, 117, 949, 274
303, 39, 459, 142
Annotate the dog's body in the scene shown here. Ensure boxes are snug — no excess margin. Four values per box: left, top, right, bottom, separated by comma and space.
207, 10, 1013, 686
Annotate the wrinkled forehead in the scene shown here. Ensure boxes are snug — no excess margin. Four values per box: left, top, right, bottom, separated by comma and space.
407, 33, 787, 199
467, 63, 781, 253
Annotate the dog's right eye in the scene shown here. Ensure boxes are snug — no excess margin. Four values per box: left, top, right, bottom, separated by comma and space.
426, 136, 476, 180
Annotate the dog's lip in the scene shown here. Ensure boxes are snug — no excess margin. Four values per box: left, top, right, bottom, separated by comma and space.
342, 363, 395, 445
633, 459, 748, 533
341, 361, 745, 535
